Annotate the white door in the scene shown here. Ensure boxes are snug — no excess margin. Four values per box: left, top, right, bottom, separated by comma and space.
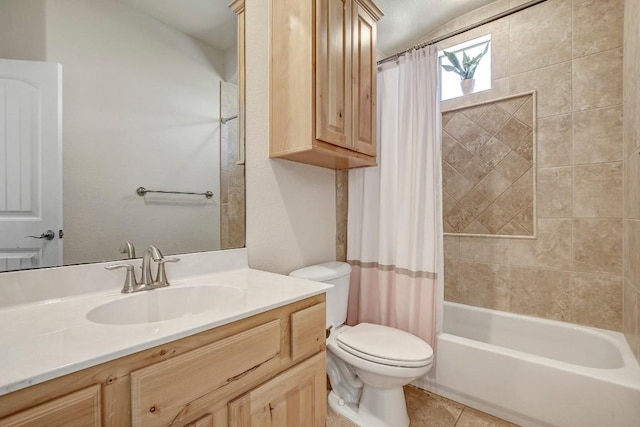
0, 59, 62, 272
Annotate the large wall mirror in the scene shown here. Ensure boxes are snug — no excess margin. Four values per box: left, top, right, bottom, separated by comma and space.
0, 0, 245, 272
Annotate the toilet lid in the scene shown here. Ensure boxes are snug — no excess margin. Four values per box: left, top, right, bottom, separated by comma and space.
336, 323, 433, 368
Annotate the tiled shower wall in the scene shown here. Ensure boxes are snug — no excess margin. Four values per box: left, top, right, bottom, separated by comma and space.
425, 0, 625, 331
220, 81, 246, 249
623, 0, 640, 361
442, 94, 535, 236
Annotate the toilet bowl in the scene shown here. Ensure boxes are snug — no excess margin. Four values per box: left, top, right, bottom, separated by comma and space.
289, 262, 434, 427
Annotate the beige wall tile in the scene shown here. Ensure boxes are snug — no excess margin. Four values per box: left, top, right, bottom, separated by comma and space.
459, 157, 492, 185
443, 191, 456, 216
495, 152, 531, 183
573, 0, 624, 58
462, 221, 491, 234
498, 221, 529, 236
491, 30, 510, 80
475, 169, 511, 201
513, 203, 534, 233
442, 78, 511, 111
446, 204, 476, 232
444, 168, 474, 201
571, 272, 622, 330
624, 149, 640, 219
460, 104, 489, 122
457, 189, 492, 217
444, 111, 475, 140
456, 261, 511, 310
573, 162, 623, 218
444, 143, 474, 170
444, 259, 460, 302
511, 62, 572, 117
573, 106, 623, 164
509, 266, 572, 321
537, 114, 573, 167
537, 167, 572, 217
622, 86, 637, 158
494, 168, 534, 218
514, 131, 534, 162
513, 96, 534, 127
624, 220, 640, 285
444, 236, 460, 260
494, 96, 527, 115
623, 280, 638, 354
475, 105, 512, 134
573, 219, 623, 274
495, 117, 532, 150
478, 137, 511, 167
573, 48, 623, 111
458, 236, 510, 264
509, 219, 573, 269
476, 203, 513, 234
509, 0, 572, 74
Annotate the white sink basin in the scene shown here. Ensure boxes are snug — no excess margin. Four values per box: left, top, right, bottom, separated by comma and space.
86, 285, 246, 325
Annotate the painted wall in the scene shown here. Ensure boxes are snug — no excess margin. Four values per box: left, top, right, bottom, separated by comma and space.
623, 0, 640, 362
419, 0, 624, 331
3, 0, 230, 264
244, 0, 337, 275
0, 0, 47, 61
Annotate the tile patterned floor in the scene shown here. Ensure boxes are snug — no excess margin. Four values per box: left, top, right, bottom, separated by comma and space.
327, 385, 519, 427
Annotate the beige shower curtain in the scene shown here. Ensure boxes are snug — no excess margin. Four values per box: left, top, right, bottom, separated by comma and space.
347, 47, 443, 346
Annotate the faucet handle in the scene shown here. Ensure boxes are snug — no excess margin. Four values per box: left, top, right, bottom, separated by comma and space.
155, 257, 180, 286
105, 264, 139, 293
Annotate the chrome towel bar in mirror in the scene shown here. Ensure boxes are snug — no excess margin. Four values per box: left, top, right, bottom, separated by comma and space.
136, 187, 214, 199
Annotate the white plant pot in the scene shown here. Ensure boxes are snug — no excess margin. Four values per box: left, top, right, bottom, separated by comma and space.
460, 79, 475, 95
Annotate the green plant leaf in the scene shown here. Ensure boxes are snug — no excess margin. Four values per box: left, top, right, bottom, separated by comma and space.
442, 42, 490, 80
441, 64, 459, 73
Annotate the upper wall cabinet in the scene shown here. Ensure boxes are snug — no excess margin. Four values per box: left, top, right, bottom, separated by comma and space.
270, 0, 383, 170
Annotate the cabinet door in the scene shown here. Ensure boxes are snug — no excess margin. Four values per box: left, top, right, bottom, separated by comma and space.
351, 0, 377, 156
316, 0, 352, 149
228, 353, 326, 427
0, 385, 101, 427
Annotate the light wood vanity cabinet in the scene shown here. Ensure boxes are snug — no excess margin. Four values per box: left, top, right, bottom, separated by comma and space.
0, 296, 326, 427
270, 0, 382, 170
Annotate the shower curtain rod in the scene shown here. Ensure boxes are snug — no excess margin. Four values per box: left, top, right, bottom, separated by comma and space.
377, 0, 548, 66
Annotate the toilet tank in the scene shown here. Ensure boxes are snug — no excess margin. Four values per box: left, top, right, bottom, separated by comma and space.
289, 262, 351, 329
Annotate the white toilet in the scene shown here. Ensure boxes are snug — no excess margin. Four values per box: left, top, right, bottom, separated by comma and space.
290, 262, 433, 427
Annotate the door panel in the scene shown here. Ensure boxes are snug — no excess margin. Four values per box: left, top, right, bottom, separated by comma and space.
315, 0, 352, 148
351, 3, 376, 156
0, 59, 62, 271
228, 353, 326, 427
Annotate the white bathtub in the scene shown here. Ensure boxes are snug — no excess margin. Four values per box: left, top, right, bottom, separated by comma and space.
417, 302, 640, 427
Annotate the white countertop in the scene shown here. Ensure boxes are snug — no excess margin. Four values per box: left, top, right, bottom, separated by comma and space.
0, 266, 331, 396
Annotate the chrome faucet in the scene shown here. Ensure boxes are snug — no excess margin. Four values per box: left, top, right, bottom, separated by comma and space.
105, 245, 180, 293
141, 245, 163, 286
118, 241, 136, 259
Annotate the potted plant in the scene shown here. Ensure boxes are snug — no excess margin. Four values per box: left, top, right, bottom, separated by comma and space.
441, 43, 489, 95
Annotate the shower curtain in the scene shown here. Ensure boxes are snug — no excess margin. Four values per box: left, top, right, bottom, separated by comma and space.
346, 47, 443, 346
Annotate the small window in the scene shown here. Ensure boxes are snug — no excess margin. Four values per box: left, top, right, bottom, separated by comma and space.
439, 35, 491, 101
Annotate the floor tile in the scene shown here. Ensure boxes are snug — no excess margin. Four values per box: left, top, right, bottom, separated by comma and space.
327, 385, 518, 427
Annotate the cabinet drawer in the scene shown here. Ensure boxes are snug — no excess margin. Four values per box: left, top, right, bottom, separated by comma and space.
0, 385, 101, 427
291, 303, 326, 361
131, 320, 281, 426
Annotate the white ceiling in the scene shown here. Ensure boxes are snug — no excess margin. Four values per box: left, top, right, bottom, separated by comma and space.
116, 0, 497, 56
374, 0, 498, 56
115, 0, 237, 51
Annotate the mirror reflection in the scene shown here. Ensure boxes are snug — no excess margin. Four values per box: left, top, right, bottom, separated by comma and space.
0, 0, 245, 272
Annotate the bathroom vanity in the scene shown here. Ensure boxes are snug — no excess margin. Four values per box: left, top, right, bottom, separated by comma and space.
0, 250, 330, 427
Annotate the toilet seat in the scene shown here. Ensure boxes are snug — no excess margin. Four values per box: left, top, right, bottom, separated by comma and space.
336, 323, 433, 368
